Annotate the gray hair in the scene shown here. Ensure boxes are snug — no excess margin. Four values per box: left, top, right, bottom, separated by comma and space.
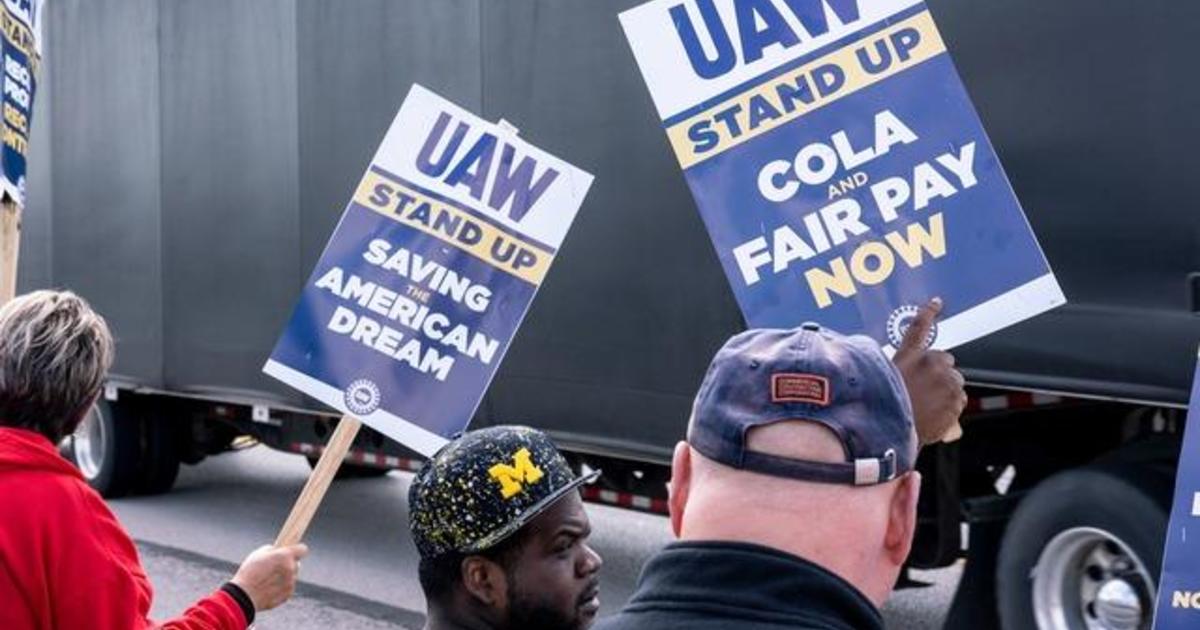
0, 290, 114, 442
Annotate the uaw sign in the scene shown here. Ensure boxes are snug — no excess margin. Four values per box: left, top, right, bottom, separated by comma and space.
265, 85, 593, 456
1153, 348, 1200, 629
1, 0, 42, 206
620, 0, 1064, 350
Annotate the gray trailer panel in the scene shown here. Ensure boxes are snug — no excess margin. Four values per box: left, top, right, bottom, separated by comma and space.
33, 0, 164, 383
477, 0, 742, 454
929, 0, 1200, 402
158, 1, 301, 400
15, 1, 1200, 460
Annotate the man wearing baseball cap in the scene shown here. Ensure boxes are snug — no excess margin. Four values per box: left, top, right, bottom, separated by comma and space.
409, 425, 603, 630
597, 304, 962, 629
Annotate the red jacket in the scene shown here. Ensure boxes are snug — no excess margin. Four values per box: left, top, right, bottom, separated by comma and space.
0, 427, 248, 630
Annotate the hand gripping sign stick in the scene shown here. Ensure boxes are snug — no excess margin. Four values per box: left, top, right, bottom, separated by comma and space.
275, 416, 362, 546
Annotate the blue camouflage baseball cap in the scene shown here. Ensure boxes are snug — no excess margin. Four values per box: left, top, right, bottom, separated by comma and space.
688, 323, 916, 485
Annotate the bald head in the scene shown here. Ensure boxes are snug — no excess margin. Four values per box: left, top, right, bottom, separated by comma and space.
668, 419, 921, 606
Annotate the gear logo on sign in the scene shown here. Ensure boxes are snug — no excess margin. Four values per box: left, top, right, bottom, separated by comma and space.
344, 379, 381, 416
886, 305, 937, 349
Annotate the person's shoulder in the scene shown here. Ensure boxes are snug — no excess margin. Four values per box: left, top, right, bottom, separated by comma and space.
0, 466, 92, 510
0, 468, 102, 555
3, 468, 120, 546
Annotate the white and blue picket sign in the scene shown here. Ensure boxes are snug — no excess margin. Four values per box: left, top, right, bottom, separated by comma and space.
264, 85, 593, 456
621, 0, 1064, 350
0, 0, 43, 206
1154, 349, 1200, 628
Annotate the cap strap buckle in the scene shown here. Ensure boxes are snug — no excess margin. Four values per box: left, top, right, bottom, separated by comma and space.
853, 449, 898, 485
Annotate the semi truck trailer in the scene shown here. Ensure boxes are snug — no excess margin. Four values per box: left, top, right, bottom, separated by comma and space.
16, 2, 1200, 629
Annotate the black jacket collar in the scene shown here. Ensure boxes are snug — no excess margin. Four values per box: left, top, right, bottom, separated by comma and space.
621, 540, 884, 629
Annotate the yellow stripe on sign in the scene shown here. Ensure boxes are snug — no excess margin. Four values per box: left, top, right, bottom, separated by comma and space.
1, 11, 35, 57
666, 11, 947, 169
353, 171, 553, 286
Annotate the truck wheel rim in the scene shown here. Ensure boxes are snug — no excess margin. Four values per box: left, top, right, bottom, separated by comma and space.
73, 405, 106, 481
1032, 526, 1154, 630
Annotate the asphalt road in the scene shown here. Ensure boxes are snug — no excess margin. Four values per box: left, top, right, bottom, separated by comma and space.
113, 445, 961, 629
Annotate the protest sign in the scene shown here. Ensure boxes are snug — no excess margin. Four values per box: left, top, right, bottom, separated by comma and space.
0, 0, 43, 305
265, 84, 593, 457
0, 0, 40, 207
621, 0, 1064, 350
1153, 348, 1200, 629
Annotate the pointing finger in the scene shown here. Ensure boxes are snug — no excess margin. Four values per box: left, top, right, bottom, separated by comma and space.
897, 297, 942, 357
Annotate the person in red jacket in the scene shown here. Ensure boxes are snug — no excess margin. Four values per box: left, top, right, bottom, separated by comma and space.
0, 290, 308, 630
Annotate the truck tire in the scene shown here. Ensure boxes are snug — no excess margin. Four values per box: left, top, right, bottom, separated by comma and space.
64, 400, 142, 498
996, 464, 1171, 630
133, 416, 180, 495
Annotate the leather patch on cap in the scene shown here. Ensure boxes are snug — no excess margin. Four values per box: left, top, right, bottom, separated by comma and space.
771, 373, 830, 405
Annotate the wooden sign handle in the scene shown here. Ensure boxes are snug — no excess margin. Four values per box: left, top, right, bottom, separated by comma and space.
0, 199, 21, 306
275, 415, 363, 546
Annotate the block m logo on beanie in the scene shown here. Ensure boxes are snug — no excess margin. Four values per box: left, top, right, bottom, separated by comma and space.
488, 448, 545, 499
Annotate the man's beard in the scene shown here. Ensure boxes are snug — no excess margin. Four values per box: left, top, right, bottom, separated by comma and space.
502, 580, 597, 630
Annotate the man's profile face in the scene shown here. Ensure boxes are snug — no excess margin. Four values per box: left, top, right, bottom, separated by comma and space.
501, 492, 602, 630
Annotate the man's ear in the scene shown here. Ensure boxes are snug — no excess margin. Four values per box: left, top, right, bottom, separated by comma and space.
461, 555, 509, 611
668, 441, 692, 538
884, 471, 921, 566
